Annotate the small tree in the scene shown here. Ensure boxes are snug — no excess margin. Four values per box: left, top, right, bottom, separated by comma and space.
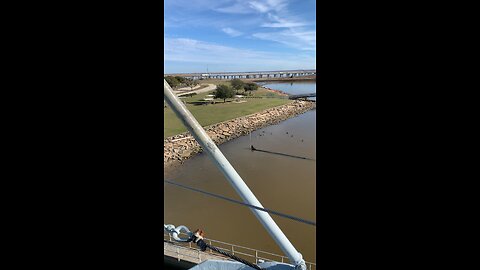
165, 76, 180, 88
244, 82, 258, 95
184, 78, 196, 87
231, 79, 244, 91
215, 84, 235, 103
175, 76, 186, 84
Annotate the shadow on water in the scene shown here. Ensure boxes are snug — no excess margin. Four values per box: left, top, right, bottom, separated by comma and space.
248, 146, 316, 161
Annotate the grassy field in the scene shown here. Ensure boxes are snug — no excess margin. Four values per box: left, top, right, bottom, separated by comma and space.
164, 87, 292, 138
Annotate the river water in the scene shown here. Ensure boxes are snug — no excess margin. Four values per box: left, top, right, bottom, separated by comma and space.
164, 81, 316, 264
260, 80, 316, 99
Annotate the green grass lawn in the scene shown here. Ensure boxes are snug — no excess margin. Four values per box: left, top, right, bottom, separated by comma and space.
164, 88, 292, 138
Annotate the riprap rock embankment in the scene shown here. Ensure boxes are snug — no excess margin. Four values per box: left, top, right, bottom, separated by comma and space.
164, 100, 315, 167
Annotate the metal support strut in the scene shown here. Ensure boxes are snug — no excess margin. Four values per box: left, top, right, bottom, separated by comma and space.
164, 80, 306, 270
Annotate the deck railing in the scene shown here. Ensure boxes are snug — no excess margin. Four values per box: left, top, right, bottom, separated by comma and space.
164, 232, 316, 270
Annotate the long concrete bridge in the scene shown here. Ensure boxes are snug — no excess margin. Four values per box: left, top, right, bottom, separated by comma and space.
165, 69, 316, 80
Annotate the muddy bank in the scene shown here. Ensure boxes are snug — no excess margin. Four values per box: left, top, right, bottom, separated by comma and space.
164, 100, 315, 168
262, 87, 289, 96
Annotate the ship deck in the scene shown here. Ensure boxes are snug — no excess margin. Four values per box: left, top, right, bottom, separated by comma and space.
164, 240, 233, 265
164, 233, 316, 270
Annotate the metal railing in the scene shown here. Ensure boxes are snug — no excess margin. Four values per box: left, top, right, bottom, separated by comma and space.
164, 232, 316, 270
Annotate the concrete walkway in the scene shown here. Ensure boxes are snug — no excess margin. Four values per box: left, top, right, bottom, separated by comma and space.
175, 84, 217, 96
177, 84, 202, 91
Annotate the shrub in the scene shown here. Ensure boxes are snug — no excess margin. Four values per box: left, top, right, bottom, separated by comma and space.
215, 85, 235, 103
231, 79, 244, 90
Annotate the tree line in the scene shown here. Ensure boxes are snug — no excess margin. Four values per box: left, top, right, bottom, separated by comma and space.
164, 76, 199, 89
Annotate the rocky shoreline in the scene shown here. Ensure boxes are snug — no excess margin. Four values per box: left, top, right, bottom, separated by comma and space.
164, 100, 316, 168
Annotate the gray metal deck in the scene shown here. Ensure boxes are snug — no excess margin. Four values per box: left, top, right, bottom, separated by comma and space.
163, 233, 316, 270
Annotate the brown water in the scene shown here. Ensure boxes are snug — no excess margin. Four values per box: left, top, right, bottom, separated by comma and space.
164, 82, 316, 264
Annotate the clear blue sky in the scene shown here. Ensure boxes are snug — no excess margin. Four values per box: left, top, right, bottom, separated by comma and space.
164, 0, 316, 74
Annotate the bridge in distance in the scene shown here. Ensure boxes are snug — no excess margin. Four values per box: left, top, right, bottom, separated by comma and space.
165, 69, 316, 80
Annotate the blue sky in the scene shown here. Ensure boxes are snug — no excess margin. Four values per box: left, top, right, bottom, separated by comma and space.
164, 0, 316, 74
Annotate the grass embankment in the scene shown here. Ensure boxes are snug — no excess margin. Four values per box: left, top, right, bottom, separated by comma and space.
164, 87, 292, 138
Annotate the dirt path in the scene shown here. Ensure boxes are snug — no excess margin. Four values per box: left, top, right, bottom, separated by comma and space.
176, 84, 202, 91
175, 84, 217, 96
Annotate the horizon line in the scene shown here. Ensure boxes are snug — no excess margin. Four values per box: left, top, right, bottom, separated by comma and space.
164, 68, 316, 75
